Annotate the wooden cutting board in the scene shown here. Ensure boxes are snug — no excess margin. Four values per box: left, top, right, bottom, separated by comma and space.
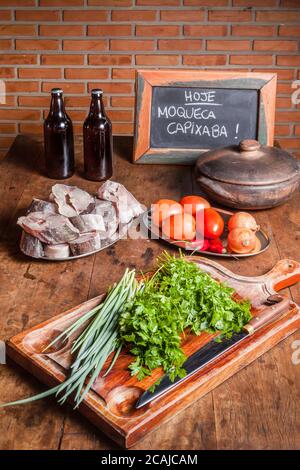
6, 257, 300, 448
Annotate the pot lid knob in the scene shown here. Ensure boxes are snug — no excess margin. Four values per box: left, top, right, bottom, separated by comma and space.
239, 139, 261, 152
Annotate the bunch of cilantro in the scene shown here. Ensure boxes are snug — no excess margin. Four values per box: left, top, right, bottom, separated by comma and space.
118, 252, 251, 382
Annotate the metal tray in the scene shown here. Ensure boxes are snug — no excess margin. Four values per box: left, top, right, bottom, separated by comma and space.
20, 232, 119, 262
142, 208, 270, 258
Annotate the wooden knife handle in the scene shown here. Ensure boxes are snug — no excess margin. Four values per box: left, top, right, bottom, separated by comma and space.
243, 296, 291, 335
265, 259, 300, 292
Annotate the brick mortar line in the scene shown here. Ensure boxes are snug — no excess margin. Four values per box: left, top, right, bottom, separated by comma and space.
0, 133, 299, 140
2, 121, 297, 127
10, 117, 133, 121
3, 36, 299, 40
2, 48, 299, 53
1, 68, 296, 73
0, 38, 299, 45
11, 105, 135, 110
0, 5, 299, 8
3, 104, 296, 111
7, 63, 299, 67
2, 63, 299, 67
1, 11, 300, 17
1, 57, 298, 63
3, 89, 294, 96
0, 19, 220, 23
2, 91, 296, 97
1, 16, 300, 20
46, 86, 297, 91
1, 22, 300, 26
2, 75, 295, 81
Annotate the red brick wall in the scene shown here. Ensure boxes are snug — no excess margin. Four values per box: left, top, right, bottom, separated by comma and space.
0, 0, 299, 159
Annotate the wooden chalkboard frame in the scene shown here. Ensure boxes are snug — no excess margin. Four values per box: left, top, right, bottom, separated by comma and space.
133, 70, 277, 165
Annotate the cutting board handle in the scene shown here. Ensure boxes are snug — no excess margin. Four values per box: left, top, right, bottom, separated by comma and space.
264, 259, 300, 292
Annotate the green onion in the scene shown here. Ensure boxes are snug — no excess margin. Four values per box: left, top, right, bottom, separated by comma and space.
0, 268, 139, 409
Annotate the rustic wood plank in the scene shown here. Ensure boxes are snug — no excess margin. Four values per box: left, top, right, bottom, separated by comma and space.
60, 136, 218, 449
213, 331, 300, 450
134, 395, 217, 450
0, 360, 66, 450
191, 170, 299, 449
0, 135, 299, 450
265, 194, 300, 304
0, 136, 96, 450
0, 136, 42, 238
6, 255, 299, 448
210, 206, 299, 450
60, 396, 217, 450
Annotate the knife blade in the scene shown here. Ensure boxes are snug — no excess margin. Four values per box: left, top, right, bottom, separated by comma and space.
135, 295, 290, 409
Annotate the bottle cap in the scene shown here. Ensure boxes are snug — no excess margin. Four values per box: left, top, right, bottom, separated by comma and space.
51, 88, 63, 95
91, 89, 103, 96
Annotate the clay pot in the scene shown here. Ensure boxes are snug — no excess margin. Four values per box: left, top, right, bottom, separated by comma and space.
195, 139, 300, 210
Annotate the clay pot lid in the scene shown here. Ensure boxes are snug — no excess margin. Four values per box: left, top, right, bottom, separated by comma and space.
196, 139, 300, 187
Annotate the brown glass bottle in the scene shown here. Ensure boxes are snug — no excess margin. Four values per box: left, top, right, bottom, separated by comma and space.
83, 89, 113, 181
44, 88, 75, 179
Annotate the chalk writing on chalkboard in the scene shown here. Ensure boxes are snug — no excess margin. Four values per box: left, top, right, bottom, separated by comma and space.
150, 86, 258, 149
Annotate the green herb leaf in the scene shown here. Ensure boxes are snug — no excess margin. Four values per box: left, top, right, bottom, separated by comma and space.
119, 252, 251, 385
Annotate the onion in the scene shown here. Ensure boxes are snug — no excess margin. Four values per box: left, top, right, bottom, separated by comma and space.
227, 228, 257, 254
228, 212, 259, 232
251, 235, 262, 253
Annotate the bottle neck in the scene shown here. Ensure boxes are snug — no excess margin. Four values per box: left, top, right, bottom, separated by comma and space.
89, 95, 106, 118
49, 94, 66, 117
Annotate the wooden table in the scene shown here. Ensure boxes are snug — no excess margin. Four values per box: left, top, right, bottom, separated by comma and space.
0, 135, 299, 450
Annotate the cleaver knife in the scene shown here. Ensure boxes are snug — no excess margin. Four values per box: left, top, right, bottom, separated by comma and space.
135, 294, 291, 409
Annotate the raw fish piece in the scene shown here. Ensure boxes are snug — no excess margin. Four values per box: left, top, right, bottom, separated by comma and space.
20, 231, 44, 258
75, 199, 118, 238
101, 231, 119, 248
44, 243, 70, 259
93, 199, 115, 217
80, 198, 97, 215
70, 214, 105, 233
69, 232, 101, 256
97, 181, 144, 225
27, 198, 57, 215
93, 200, 118, 238
51, 184, 94, 217
17, 211, 79, 244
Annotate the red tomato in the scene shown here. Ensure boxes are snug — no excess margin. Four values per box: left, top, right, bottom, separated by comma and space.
152, 199, 183, 227
197, 208, 224, 239
162, 212, 196, 241
180, 195, 210, 217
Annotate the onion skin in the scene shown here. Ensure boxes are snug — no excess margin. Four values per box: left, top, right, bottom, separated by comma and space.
227, 228, 256, 254
250, 235, 262, 253
228, 212, 259, 232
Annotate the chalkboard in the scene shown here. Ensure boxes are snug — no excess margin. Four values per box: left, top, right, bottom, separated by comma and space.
150, 86, 258, 149
133, 70, 276, 164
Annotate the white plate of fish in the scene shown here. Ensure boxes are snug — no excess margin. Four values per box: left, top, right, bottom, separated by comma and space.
18, 181, 144, 261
